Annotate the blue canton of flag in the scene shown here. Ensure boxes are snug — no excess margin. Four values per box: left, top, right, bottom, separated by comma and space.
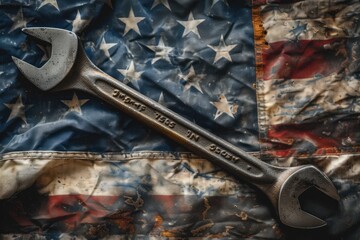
0, 0, 258, 153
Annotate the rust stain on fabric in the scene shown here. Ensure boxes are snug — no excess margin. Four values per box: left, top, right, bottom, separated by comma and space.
236, 211, 248, 221
252, 5, 268, 81
124, 191, 144, 210
202, 197, 211, 220
154, 214, 163, 228
191, 221, 215, 236
107, 210, 135, 233
87, 224, 109, 238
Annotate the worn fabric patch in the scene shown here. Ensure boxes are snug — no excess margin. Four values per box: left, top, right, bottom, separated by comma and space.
0, 152, 281, 239
257, 0, 360, 163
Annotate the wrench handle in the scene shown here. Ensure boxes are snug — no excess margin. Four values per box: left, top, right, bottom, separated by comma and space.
78, 62, 280, 185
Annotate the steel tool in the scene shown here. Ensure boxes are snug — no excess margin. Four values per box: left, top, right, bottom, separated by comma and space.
12, 27, 340, 229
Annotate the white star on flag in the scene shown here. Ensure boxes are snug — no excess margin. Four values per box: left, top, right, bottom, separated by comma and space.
180, 65, 205, 93
117, 61, 144, 89
6, 8, 33, 33
69, 10, 89, 33
211, 95, 238, 119
61, 93, 89, 115
118, 8, 145, 36
208, 35, 237, 63
145, 37, 174, 64
158, 92, 176, 107
158, 92, 167, 106
177, 12, 205, 38
38, 0, 60, 11
151, 0, 171, 11
100, 37, 117, 61
4, 96, 31, 124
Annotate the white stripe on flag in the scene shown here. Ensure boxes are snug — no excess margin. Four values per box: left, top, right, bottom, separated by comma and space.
0, 151, 245, 199
261, 73, 360, 125
261, 1, 360, 43
0, 151, 358, 202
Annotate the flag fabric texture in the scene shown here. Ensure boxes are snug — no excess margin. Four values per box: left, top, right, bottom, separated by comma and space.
0, 0, 359, 239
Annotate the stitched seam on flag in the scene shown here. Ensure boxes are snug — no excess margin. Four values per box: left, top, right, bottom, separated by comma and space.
1, 149, 357, 160
252, 4, 270, 156
0, 151, 198, 162
0, 151, 261, 162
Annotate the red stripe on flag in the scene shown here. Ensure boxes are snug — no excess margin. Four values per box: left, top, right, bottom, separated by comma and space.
46, 195, 120, 223
266, 117, 360, 157
262, 39, 347, 80
0, 193, 276, 237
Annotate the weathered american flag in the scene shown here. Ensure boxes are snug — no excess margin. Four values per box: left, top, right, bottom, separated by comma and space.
0, 0, 358, 239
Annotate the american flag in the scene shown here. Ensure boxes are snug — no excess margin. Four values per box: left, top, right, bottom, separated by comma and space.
0, 0, 358, 239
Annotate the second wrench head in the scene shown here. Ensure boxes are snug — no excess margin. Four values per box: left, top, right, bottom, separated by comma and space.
12, 27, 78, 91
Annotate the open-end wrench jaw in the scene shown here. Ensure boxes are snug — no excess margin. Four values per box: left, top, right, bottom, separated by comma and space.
277, 166, 340, 229
12, 27, 341, 230
12, 27, 78, 91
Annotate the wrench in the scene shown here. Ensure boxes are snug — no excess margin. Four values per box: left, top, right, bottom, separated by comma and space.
12, 27, 339, 229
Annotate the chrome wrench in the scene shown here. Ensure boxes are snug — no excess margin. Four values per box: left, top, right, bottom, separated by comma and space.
12, 27, 340, 229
